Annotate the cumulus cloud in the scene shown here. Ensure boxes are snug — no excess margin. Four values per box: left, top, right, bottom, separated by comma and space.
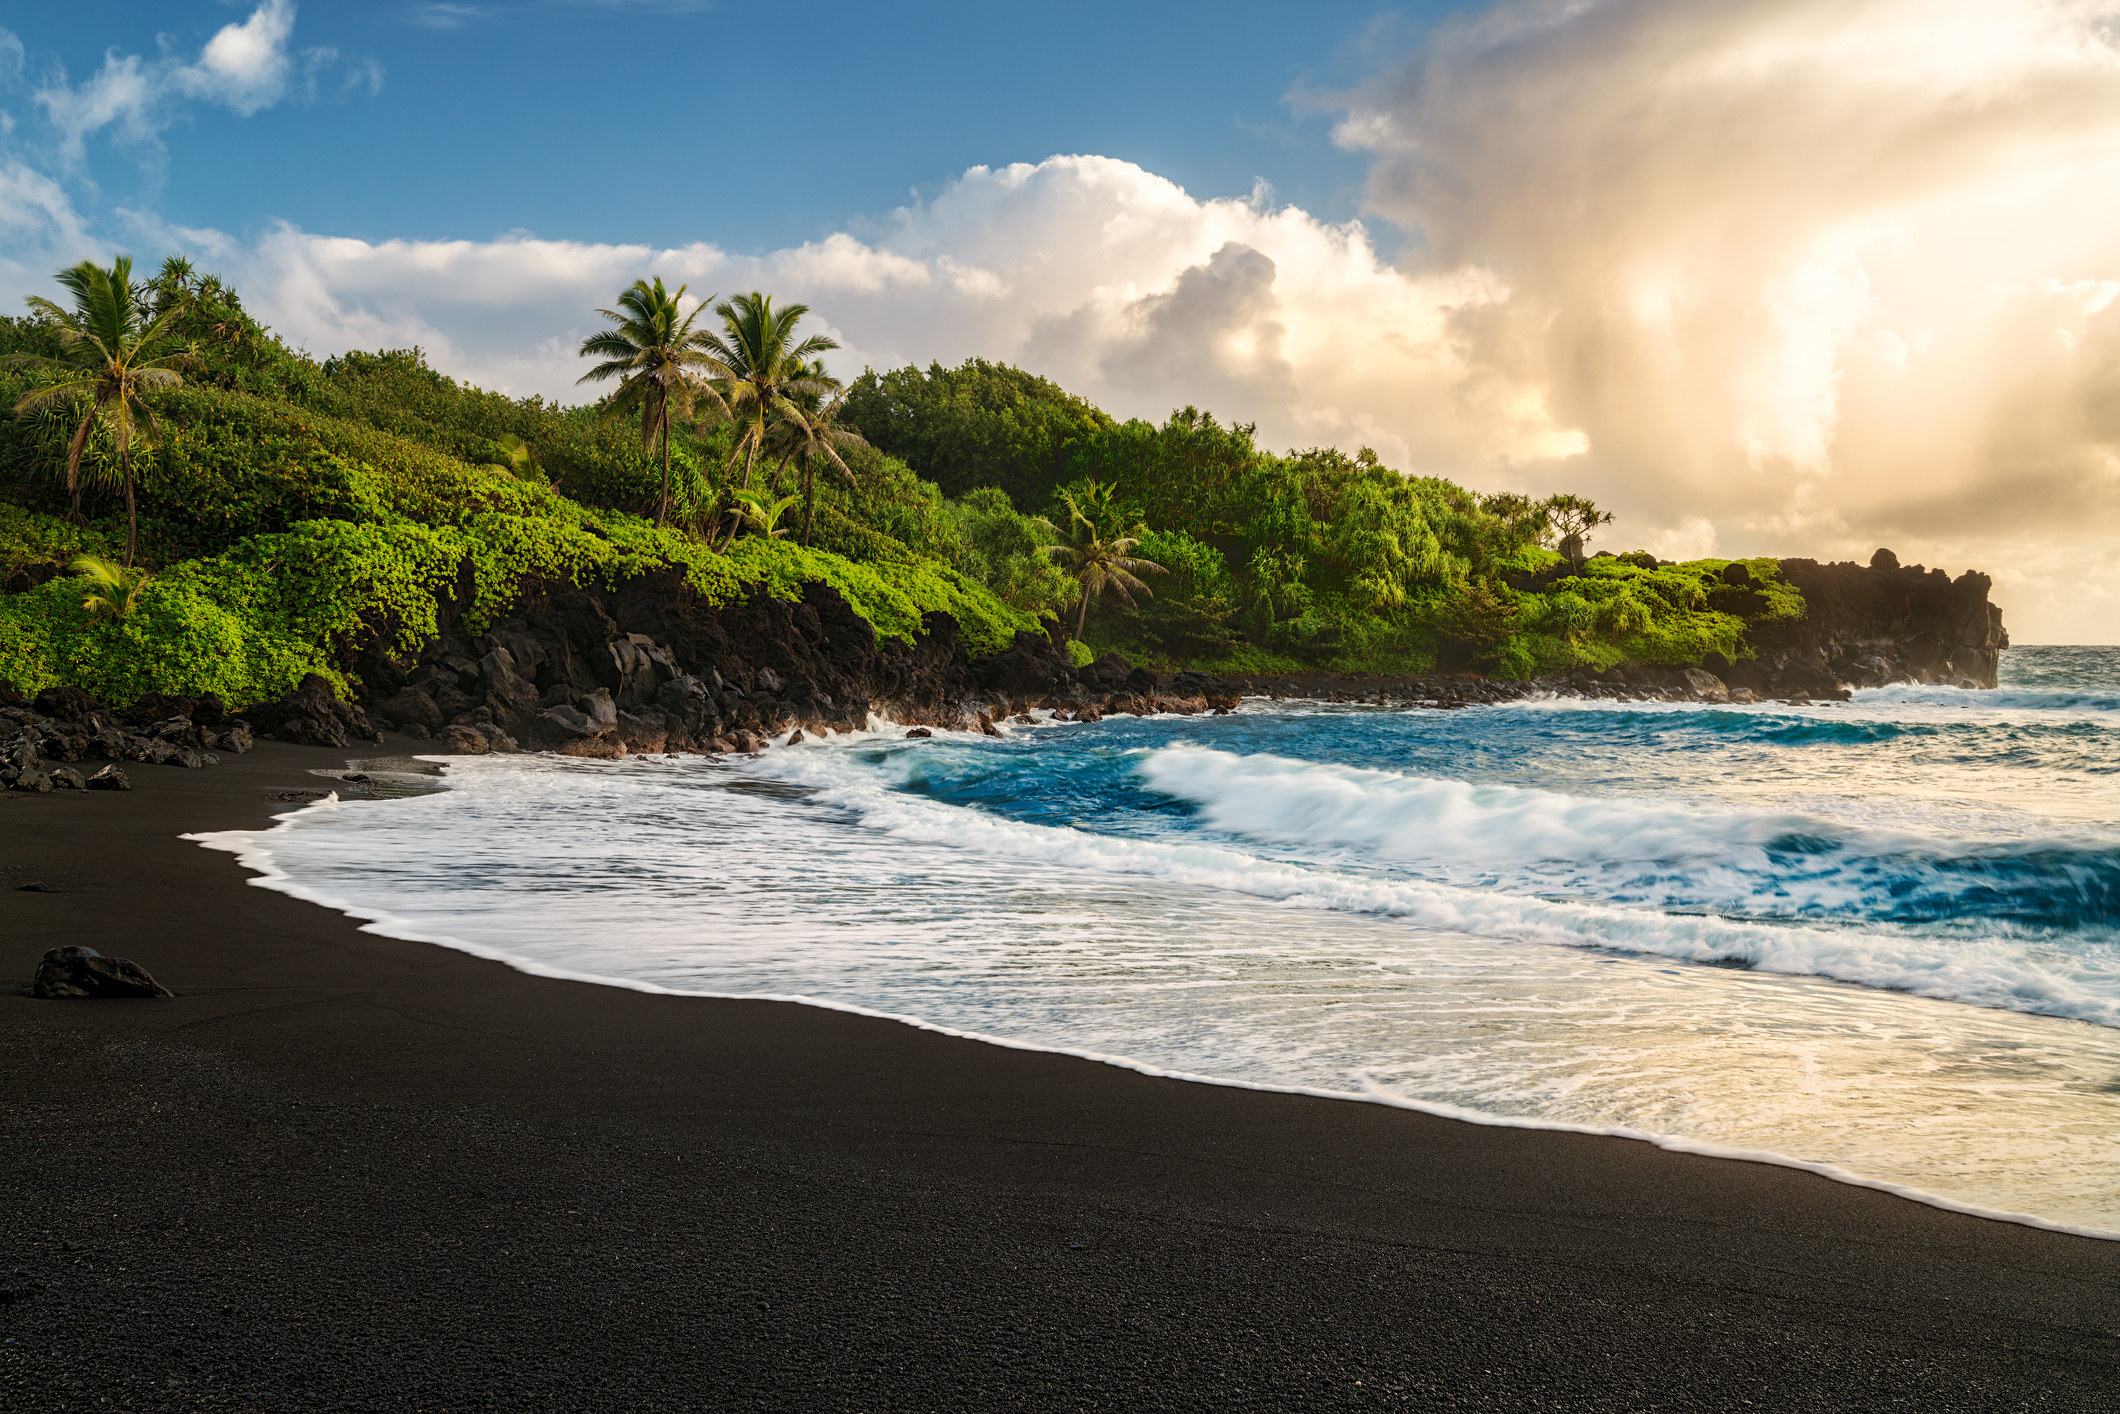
1331, 0, 2120, 635
29, 1, 367, 161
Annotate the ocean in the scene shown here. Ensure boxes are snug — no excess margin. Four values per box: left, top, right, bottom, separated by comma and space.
199, 644, 2120, 1236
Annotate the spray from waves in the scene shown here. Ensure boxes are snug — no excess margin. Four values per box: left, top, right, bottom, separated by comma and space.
1136, 746, 2120, 935
753, 743, 2120, 1030
1855, 684, 2120, 713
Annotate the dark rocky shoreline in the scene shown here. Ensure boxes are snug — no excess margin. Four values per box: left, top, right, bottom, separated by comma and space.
1, 548, 2009, 789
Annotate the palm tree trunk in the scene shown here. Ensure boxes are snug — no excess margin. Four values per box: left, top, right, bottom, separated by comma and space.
121, 431, 137, 568
657, 404, 672, 528
1074, 586, 1091, 641
801, 461, 816, 548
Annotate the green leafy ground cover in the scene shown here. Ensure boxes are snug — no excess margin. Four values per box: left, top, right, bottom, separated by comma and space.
0, 266, 1804, 707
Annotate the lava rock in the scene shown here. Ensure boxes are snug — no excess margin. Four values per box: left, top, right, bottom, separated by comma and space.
48, 766, 86, 790
1681, 668, 1731, 703
378, 687, 444, 737
246, 674, 376, 749
905, 727, 933, 739
33, 945, 175, 999
9, 768, 53, 793
32, 685, 95, 720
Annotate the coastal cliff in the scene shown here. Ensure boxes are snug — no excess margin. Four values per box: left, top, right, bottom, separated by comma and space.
1744, 550, 2008, 690
0, 545, 2012, 777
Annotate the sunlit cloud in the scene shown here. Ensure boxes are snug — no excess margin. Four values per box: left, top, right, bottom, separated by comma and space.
1330, 0, 2120, 616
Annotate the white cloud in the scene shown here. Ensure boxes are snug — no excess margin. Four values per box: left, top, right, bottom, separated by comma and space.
1328, 0, 2120, 638
28, 1, 369, 161
173, 0, 296, 116
209, 157, 1579, 487
406, 5, 495, 31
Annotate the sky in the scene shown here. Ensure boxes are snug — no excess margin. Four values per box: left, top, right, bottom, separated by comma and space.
3, 0, 2118, 642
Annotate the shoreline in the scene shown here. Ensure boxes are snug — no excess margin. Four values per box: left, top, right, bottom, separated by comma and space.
5, 741, 2119, 1409
197, 774, 2120, 1246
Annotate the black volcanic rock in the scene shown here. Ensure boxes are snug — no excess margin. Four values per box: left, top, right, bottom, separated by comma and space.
246, 673, 378, 748
33, 945, 174, 999
1753, 555, 2006, 690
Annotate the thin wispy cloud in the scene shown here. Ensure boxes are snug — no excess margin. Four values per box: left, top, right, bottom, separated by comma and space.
407, 4, 497, 31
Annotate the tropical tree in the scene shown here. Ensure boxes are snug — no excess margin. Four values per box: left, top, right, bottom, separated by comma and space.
70, 554, 152, 621
722, 488, 802, 543
577, 277, 728, 527
2, 256, 193, 565
480, 432, 539, 480
1543, 493, 1615, 564
697, 292, 841, 493
767, 389, 871, 546
1046, 481, 1166, 640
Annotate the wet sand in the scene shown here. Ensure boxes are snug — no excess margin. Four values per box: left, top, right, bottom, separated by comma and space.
2, 741, 2116, 1411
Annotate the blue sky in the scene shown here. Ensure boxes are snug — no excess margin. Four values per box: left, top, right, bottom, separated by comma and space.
9, 1, 1454, 251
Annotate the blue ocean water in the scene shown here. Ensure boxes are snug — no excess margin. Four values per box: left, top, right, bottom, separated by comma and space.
200, 646, 2120, 1233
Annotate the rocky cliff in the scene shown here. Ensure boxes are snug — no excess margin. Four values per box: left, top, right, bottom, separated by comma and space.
1741, 549, 2007, 691
0, 546, 2017, 781
332, 572, 1232, 758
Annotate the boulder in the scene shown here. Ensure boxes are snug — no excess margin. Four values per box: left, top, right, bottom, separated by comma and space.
248, 674, 377, 748
216, 723, 255, 755
123, 692, 198, 726
33, 686, 95, 720
437, 724, 492, 754
34, 946, 174, 999
377, 687, 444, 736
616, 709, 669, 753
535, 704, 600, 740
905, 727, 933, 739
48, 766, 86, 790
976, 712, 1003, 738
1078, 654, 1135, 690
9, 768, 53, 793
1681, 668, 1731, 703
86, 765, 131, 791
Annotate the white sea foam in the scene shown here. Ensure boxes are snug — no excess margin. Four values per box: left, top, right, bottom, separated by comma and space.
761, 743, 2120, 1030
182, 650, 2120, 1234
191, 744, 2120, 1236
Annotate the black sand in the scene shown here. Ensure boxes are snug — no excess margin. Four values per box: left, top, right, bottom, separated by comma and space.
2, 742, 2116, 1411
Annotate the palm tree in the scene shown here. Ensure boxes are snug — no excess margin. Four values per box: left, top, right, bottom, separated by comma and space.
696, 292, 841, 494
577, 277, 729, 527
765, 386, 870, 547
70, 554, 151, 621
2, 256, 193, 566
1046, 482, 1166, 641
723, 488, 802, 543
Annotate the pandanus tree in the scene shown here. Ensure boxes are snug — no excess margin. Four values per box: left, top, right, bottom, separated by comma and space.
577, 278, 729, 527
2, 256, 193, 566
697, 292, 841, 494
1046, 481, 1166, 641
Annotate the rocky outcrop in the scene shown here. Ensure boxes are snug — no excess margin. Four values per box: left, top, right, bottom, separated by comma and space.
345, 574, 1240, 758
1741, 550, 2007, 691
0, 684, 247, 791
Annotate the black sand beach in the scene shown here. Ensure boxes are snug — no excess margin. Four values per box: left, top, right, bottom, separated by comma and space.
3, 743, 2117, 1411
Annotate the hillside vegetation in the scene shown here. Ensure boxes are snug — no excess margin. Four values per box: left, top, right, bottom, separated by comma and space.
0, 259, 1801, 708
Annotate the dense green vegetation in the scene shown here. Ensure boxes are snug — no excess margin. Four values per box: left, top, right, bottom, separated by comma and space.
846, 361, 1803, 676
0, 256, 1803, 708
